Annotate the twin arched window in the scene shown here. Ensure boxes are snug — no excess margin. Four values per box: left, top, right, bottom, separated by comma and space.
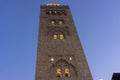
50, 20, 64, 25
56, 68, 70, 77
53, 34, 64, 40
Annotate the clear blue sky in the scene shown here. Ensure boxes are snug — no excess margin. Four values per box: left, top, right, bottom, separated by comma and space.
0, 0, 120, 80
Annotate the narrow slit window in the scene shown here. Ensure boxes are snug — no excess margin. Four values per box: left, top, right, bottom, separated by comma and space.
56, 68, 62, 77
65, 68, 70, 77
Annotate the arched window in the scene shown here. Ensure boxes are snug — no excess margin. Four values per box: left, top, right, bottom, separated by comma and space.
69, 57, 72, 61
54, 11, 57, 14
58, 20, 64, 25
53, 34, 57, 39
60, 34, 64, 40
53, 34, 64, 40
50, 58, 54, 62
65, 68, 70, 77
50, 20, 55, 24
49, 11, 52, 14
56, 68, 62, 77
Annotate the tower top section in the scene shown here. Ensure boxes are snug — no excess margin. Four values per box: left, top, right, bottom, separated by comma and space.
47, 2, 61, 6
41, 2, 69, 9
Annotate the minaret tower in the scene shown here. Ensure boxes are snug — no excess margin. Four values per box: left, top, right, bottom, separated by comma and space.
35, 2, 93, 80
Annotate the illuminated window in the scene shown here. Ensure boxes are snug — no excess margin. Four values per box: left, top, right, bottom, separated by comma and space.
56, 68, 62, 77
69, 57, 72, 60
65, 68, 70, 77
58, 20, 63, 24
50, 20, 55, 24
53, 34, 64, 40
53, 34, 57, 39
55, 11, 57, 14
50, 58, 54, 61
49, 11, 52, 14
60, 34, 64, 40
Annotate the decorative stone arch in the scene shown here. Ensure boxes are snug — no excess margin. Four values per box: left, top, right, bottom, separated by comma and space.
47, 26, 70, 37
49, 59, 78, 77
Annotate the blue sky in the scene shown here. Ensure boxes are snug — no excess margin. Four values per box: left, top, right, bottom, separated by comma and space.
0, 0, 120, 80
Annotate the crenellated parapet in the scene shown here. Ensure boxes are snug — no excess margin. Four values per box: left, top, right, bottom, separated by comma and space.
41, 2, 69, 9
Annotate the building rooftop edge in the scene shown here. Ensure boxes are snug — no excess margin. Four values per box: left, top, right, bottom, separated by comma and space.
47, 2, 61, 6
40, 5, 69, 9
41, 2, 68, 7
